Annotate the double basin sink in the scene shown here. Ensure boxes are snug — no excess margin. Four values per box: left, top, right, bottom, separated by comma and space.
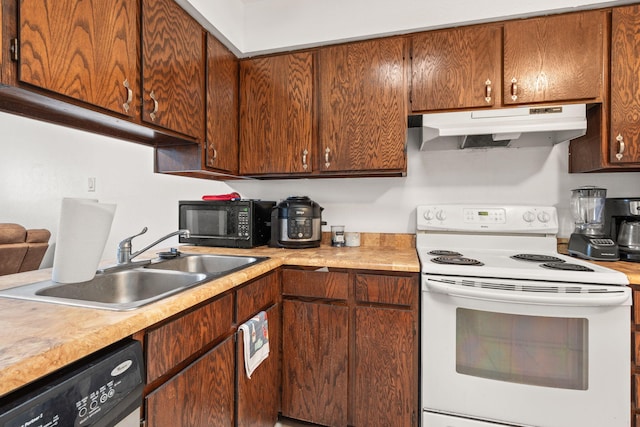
0, 254, 267, 311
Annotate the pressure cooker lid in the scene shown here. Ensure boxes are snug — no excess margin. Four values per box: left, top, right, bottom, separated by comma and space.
276, 196, 323, 217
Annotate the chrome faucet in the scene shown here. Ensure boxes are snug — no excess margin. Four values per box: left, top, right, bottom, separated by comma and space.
117, 227, 191, 265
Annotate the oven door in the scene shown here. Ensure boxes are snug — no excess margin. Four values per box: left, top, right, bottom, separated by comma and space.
421, 274, 631, 427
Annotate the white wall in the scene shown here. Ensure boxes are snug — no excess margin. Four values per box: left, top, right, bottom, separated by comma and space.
187, 0, 630, 55
227, 129, 640, 238
0, 112, 231, 268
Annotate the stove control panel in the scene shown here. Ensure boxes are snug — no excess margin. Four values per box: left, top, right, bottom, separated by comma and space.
417, 204, 558, 233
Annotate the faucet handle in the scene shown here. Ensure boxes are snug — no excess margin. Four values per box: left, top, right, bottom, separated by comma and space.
117, 227, 148, 264
121, 227, 148, 246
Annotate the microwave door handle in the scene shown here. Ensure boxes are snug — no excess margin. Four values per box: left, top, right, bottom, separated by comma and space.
425, 279, 630, 307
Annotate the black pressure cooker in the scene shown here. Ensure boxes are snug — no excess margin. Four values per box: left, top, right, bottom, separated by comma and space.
270, 196, 324, 248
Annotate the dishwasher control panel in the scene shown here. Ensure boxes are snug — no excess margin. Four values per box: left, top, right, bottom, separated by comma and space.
0, 340, 144, 427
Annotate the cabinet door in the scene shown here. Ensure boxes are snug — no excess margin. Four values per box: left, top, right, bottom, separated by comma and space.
411, 26, 501, 112
239, 52, 314, 175
19, 0, 137, 116
354, 306, 417, 427
281, 299, 348, 426
142, 0, 204, 139
145, 336, 235, 427
237, 303, 280, 427
206, 34, 239, 173
318, 38, 407, 173
610, 5, 640, 165
503, 10, 606, 105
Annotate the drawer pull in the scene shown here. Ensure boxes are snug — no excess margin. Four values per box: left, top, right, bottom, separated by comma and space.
302, 149, 309, 170
324, 147, 331, 168
510, 78, 518, 101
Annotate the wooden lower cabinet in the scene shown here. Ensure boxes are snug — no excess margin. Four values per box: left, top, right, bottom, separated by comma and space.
281, 268, 419, 427
281, 299, 349, 426
145, 336, 235, 427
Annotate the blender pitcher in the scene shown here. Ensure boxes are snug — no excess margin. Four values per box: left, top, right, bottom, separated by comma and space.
570, 186, 607, 235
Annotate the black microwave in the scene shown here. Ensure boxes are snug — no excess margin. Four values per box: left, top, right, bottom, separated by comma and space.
178, 200, 275, 248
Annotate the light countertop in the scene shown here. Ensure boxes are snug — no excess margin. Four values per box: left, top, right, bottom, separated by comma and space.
0, 237, 419, 397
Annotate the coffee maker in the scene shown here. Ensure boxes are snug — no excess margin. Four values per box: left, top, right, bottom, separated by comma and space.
604, 197, 640, 262
568, 186, 619, 261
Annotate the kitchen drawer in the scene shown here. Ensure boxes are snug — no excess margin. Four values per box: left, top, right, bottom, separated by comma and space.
634, 289, 640, 322
236, 273, 278, 323
282, 269, 348, 300
355, 273, 418, 307
145, 293, 234, 383
635, 374, 640, 411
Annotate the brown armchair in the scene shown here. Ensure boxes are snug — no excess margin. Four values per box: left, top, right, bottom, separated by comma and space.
0, 223, 51, 276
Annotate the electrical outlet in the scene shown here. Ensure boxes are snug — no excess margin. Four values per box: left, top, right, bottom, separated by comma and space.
88, 177, 96, 192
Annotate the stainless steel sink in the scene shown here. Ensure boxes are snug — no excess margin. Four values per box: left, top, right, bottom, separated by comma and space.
0, 269, 208, 311
0, 254, 268, 311
145, 254, 266, 275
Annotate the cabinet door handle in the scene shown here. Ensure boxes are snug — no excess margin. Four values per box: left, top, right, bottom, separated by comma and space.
484, 79, 492, 103
149, 90, 159, 121
616, 134, 625, 160
302, 149, 309, 170
207, 143, 217, 166
324, 147, 331, 168
510, 78, 518, 101
122, 79, 133, 113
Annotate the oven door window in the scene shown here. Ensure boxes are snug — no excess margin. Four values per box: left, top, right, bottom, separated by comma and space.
456, 308, 588, 390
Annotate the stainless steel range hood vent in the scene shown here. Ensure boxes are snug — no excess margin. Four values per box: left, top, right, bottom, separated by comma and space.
419, 104, 587, 150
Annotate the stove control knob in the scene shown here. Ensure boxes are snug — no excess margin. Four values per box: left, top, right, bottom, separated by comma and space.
435, 210, 446, 221
423, 210, 434, 221
537, 211, 551, 223
523, 211, 536, 223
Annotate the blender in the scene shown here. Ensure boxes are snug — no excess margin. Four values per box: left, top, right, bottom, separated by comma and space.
568, 186, 619, 261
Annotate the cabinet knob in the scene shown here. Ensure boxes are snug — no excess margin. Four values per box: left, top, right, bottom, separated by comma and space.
149, 90, 159, 121
122, 79, 133, 113
484, 79, 492, 104
510, 78, 518, 101
324, 147, 331, 168
616, 133, 625, 161
302, 149, 309, 170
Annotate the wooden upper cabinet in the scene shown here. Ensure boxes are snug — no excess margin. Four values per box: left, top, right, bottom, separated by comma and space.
206, 34, 239, 173
18, 0, 138, 116
610, 5, 640, 165
142, 0, 205, 139
503, 10, 606, 106
318, 38, 407, 173
411, 25, 502, 112
239, 52, 314, 175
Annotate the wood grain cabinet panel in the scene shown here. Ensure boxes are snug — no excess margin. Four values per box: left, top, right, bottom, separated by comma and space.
18, 0, 138, 116
281, 299, 349, 426
354, 306, 417, 427
145, 336, 235, 427
282, 269, 349, 300
411, 25, 502, 112
206, 33, 239, 173
142, 0, 205, 139
237, 303, 280, 427
318, 38, 407, 173
239, 52, 314, 175
145, 293, 233, 383
236, 273, 278, 323
503, 10, 606, 105
355, 273, 418, 306
610, 5, 640, 165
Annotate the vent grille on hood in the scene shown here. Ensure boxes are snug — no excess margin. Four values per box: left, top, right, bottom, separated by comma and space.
418, 104, 587, 150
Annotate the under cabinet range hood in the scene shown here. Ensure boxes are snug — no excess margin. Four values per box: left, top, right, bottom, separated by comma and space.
419, 104, 587, 150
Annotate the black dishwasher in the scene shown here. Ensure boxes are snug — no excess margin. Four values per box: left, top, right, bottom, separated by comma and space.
0, 339, 144, 427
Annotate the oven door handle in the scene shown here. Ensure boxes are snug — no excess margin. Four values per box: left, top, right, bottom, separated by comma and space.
425, 279, 631, 306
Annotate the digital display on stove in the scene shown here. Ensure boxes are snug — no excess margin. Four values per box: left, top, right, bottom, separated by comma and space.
463, 208, 506, 223
478, 211, 489, 216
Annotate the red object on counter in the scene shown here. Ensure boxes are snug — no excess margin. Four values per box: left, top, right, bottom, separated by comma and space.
202, 192, 241, 201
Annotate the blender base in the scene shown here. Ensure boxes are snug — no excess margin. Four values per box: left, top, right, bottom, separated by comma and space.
568, 233, 619, 261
